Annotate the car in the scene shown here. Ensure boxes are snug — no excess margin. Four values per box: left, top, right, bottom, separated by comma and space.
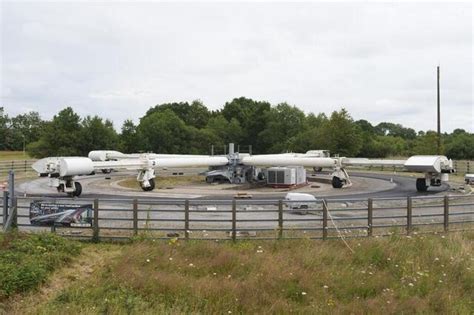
284, 193, 317, 214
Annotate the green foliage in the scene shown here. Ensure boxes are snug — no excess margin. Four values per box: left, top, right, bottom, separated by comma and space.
34, 232, 474, 314
137, 109, 190, 153
319, 108, 362, 156
118, 119, 141, 153
0, 232, 81, 300
1, 99, 471, 159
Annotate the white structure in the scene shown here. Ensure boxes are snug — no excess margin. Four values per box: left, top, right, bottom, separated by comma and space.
32, 144, 455, 197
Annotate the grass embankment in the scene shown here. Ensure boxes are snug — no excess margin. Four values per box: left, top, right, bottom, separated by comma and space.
0, 151, 31, 161
0, 232, 81, 304
8, 232, 472, 314
118, 175, 205, 190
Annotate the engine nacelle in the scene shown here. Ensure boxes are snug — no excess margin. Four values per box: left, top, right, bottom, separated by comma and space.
88, 150, 126, 161
59, 157, 95, 177
404, 155, 454, 173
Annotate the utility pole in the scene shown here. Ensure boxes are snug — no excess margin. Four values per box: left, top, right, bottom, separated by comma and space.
437, 66, 441, 155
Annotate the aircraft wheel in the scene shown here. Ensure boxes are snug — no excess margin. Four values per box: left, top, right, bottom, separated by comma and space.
141, 178, 156, 192
416, 178, 428, 192
74, 182, 82, 197
332, 176, 344, 189
101, 169, 112, 174
206, 176, 214, 183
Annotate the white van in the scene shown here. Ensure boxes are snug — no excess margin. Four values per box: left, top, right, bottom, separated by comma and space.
284, 193, 317, 214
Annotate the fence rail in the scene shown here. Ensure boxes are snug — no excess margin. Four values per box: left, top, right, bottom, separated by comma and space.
2, 193, 473, 241
0, 160, 36, 176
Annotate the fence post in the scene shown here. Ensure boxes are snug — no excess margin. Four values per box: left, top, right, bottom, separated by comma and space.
407, 197, 412, 235
184, 200, 190, 239
133, 199, 138, 236
367, 198, 373, 237
231, 199, 237, 242
92, 199, 99, 242
51, 223, 56, 234
443, 195, 449, 232
2, 191, 7, 227
278, 199, 283, 239
322, 199, 328, 240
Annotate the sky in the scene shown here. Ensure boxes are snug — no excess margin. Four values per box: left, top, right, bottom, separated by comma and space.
1, 1, 473, 133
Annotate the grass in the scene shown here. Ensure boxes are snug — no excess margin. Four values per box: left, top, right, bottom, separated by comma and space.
5, 231, 472, 314
0, 151, 31, 161
0, 232, 81, 303
118, 175, 206, 190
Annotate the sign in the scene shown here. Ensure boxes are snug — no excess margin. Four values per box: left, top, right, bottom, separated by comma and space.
29, 202, 93, 227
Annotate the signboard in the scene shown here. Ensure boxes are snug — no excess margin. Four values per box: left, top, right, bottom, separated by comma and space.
29, 202, 93, 227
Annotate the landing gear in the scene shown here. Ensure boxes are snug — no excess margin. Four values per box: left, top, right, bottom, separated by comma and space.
56, 180, 82, 197
416, 178, 428, 192
140, 178, 155, 192
332, 176, 344, 188
331, 167, 352, 189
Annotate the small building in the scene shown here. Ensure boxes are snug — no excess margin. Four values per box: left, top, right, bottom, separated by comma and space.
266, 166, 307, 187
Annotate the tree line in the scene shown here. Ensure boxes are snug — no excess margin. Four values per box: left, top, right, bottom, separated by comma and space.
1, 98, 473, 159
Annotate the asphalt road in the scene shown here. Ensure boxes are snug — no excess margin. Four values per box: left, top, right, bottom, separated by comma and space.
16, 172, 449, 201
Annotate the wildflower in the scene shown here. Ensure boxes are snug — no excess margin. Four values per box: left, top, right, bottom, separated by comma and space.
395, 264, 399, 268
441, 235, 445, 239
256, 250, 264, 253
228, 311, 232, 314
169, 257, 173, 261
439, 279, 443, 283
227, 274, 232, 278
387, 257, 391, 261
213, 272, 217, 276
434, 257, 440, 261
408, 283, 414, 287
301, 292, 307, 296
146, 259, 150, 263
323, 285, 329, 289
189, 263, 194, 267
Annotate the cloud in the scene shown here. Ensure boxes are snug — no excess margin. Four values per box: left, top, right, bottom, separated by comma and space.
1, 2, 472, 132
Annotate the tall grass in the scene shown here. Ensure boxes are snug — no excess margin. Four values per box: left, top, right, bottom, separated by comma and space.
0, 232, 81, 301
38, 232, 473, 314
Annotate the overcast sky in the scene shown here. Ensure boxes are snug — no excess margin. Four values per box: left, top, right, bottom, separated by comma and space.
1, 1, 472, 133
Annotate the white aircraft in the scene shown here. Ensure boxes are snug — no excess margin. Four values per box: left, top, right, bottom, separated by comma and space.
32, 144, 455, 197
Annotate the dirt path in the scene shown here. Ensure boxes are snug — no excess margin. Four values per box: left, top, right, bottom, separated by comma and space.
3, 244, 122, 315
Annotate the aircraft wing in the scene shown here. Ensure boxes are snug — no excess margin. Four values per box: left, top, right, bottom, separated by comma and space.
341, 158, 407, 167
242, 155, 337, 168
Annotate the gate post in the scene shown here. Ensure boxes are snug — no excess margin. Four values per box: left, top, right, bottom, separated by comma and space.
367, 198, 373, 237
184, 200, 190, 239
231, 199, 237, 242
443, 195, 449, 232
278, 200, 283, 239
407, 197, 412, 235
92, 199, 99, 242
322, 199, 328, 240
133, 199, 138, 236
2, 191, 7, 227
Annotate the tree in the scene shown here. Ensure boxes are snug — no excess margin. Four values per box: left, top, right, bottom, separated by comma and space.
319, 108, 362, 157
119, 120, 141, 153
27, 107, 83, 157
9, 112, 44, 151
444, 129, 474, 159
410, 131, 442, 155
0, 107, 10, 150
205, 115, 244, 147
144, 100, 210, 129
137, 109, 190, 153
78, 116, 119, 155
221, 97, 271, 152
257, 103, 307, 153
